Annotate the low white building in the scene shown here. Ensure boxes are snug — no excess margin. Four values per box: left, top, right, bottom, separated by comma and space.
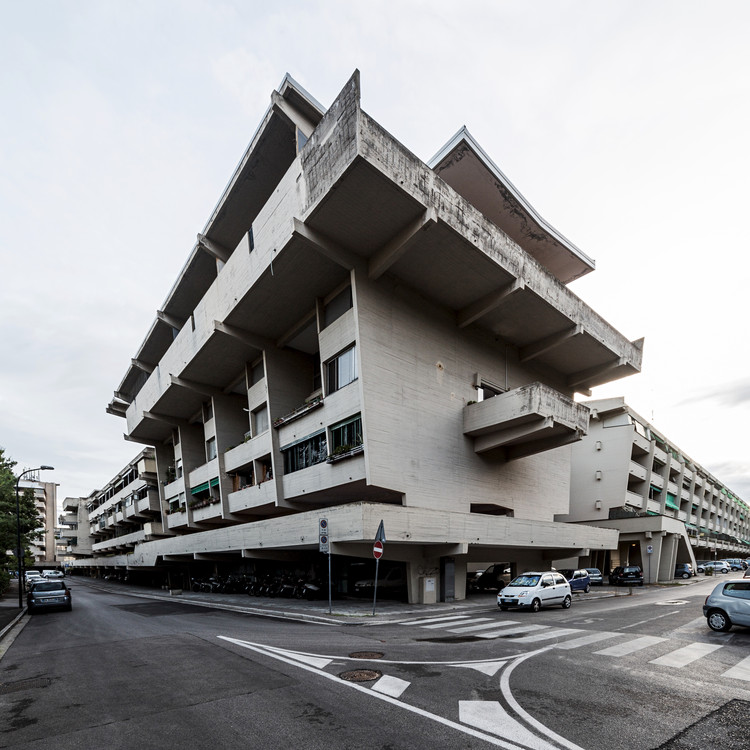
560, 397, 749, 582
73, 72, 644, 601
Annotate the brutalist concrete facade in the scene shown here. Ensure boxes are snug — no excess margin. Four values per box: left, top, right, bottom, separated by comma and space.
72, 72, 644, 602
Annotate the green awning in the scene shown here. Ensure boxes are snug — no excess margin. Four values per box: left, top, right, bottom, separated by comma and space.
666, 493, 679, 511
191, 477, 220, 495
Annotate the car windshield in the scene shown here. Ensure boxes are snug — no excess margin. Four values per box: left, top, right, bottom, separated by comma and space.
32, 582, 65, 592
586, 569, 601, 574
508, 575, 540, 587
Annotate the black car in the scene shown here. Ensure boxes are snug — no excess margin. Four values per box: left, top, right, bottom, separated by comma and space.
609, 565, 644, 586
472, 564, 510, 591
27, 580, 72, 613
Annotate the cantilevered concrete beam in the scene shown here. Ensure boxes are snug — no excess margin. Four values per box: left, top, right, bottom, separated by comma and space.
213, 320, 274, 351
157, 310, 187, 331
170, 375, 224, 398
457, 278, 525, 328
567, 357, 627, 390
473, 416, 553, 454
131, 358, 155, 374
114, 391, 133, 404
277, 310, 316, 349
123, 433, 158, 446
197, 233, 231, 263
520, 324, 584, 363
271, 91, 318, 137
292, 218, 359, 270
506, 429, 584, 461
142, 411, 191, 429
368, 207, 437, 280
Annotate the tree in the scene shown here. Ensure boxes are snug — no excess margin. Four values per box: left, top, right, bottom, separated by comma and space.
0, 448, 44, 594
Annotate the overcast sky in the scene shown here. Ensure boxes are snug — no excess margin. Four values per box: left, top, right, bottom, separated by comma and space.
2, 1, 748, 506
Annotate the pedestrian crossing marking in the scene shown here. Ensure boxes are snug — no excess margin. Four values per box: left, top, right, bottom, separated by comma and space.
511, 628, 585, 643
554, 631, 622, 650
401, 615, 473, 626
475, 624, 551, 639
448, 620, 521, 634
649, 642, 722, 668
594, 635, 666, 657
722, 654, 750, 681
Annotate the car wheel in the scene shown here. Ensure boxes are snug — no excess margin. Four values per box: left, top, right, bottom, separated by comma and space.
682, 573, 690, 579
530, 598, 542, 613
707, 610, 732, 632
561, 595, 572, 609
584, 584, 591, 593
722, 568, 729, 574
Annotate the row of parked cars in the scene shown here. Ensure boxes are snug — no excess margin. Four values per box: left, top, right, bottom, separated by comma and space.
24, 570, 72, 614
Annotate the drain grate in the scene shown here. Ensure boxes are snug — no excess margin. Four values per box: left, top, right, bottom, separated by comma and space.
339, 669, 382, 682
348, 651, 384, 659
0, 677, 51, 695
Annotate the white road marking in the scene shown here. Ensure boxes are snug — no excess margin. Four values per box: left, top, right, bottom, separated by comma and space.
649, 642, 722, 668
422, 617, 492, 630
447, 661, 507, 676
722, 654, 750, 681
594, 635, 666, 657
217, 637, 529, 749
554, 631, 622, 650
448, 620, 521, 633
459, 701, 561, 750
618, 610, 681, 630
475, 624, 551, 639
401, 615, 473, 625
372, 674, 410, 698
510, 628, 585, 643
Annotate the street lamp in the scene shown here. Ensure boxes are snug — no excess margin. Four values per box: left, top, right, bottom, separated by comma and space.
15, 465, 54, 608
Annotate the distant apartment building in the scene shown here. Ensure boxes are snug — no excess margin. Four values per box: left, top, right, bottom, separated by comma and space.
57, 495, 94, 560
560, 397, 749, 582
17, 471, 58, 565
71, 72, 644, 601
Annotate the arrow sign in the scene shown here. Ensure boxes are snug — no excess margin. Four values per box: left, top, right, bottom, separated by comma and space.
373, 540, 384, 559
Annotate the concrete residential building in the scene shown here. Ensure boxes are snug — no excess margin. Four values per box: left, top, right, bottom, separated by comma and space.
561, 397, 749, 582
17, 472, 58, 566
57, 496, 94, 560
83, 448, 163, 558
73, 72, 643, 601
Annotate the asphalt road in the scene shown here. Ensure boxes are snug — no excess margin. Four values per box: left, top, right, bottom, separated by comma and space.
1, 577, 749, 749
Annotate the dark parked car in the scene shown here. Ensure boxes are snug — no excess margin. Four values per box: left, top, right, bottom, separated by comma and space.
558, 569, 591, 593
585, 568, 603, 585
27, 580, 72, 613
675, 563, 695, 579
472, 564, 510, 591
609, 565, 644, 586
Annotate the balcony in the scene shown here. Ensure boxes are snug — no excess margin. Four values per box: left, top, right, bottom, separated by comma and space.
227, 481, 276, 515
190, 497, 223, 524
463, 382, 589, 460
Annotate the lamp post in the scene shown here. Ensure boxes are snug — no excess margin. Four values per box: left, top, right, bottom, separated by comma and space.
15, 465, 54, 608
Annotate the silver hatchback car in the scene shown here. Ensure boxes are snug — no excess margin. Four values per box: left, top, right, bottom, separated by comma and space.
703, 579, 750, 631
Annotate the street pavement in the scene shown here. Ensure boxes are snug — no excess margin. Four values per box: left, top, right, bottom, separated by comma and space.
1, 573, 702, 642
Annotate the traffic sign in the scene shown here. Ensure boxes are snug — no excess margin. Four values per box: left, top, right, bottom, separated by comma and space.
319, 518, 329, 553
646, 544, 653, 554
373, 540, 383, 559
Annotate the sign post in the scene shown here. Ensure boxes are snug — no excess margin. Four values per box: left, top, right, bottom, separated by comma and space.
646, 543, 653, 585
372, 521, 386, 616
319, 518, 331, 614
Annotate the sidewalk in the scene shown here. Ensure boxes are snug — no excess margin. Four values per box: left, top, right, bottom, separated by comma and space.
0, 579, 25, 638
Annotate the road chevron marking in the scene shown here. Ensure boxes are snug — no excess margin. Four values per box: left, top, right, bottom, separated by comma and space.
216, 636, 533, 749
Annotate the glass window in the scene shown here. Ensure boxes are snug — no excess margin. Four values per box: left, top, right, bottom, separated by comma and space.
282, 432, 327, 474
253, 406, 269, 436
324, 286, 353, 328
206, 437, 217, 462
326, 345, 357, 394
249, 360, 264, 386
330, 414, 363, 454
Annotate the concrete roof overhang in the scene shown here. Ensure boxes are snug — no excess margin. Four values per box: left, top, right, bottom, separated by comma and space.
112, 75, 325, 408
429, 127, 595, 284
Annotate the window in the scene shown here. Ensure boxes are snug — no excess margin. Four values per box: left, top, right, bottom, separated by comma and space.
330, 414, 363, 454
253, 406, 269, 436
326, 345, 357, 393
282, 431, 327, 474
324, 286, 353, 328
175, 458, 183, 479
478, 382, 503, 401
206, 437, 217, 462
204, 401, 213, 422
249, 359, 264, 386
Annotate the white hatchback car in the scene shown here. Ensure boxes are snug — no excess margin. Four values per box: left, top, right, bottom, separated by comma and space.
498, 571, 572, 612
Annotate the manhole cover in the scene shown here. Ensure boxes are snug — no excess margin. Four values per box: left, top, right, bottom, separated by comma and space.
655, 600, 687, 606
348, 651, 384, 659
339, 669, 382, 682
